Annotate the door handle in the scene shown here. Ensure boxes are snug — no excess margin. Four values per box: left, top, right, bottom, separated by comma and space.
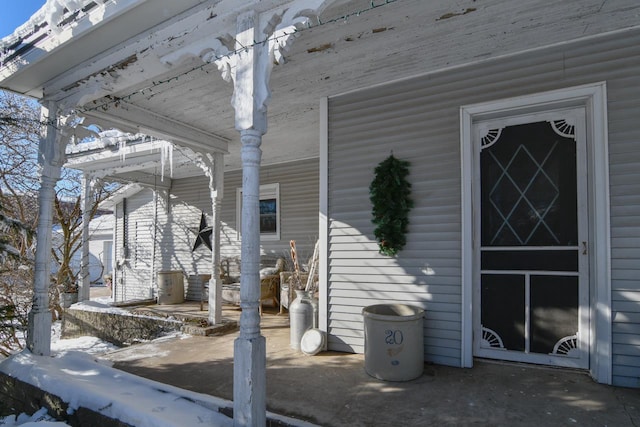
582, 241, 587, 255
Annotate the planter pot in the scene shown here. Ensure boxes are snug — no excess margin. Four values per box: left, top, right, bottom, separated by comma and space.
362, 304, 424, 381
289, 290, 314, 350
157, 271, 185, 305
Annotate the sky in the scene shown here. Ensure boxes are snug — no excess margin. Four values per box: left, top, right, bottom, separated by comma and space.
0, 0, 46, 39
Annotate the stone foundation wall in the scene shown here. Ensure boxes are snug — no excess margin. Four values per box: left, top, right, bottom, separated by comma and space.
62, 308, 182, 347
0, 372, 132, 426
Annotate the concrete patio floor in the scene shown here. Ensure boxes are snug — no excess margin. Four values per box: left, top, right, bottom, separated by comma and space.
94, 296, 640, 427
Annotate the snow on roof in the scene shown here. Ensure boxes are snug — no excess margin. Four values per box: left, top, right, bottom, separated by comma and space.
65, 130, 147, 155
1, 0, 109, 51
100, 184, 144, 208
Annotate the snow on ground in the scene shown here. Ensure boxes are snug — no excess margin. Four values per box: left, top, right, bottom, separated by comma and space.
50, 322, 119, 356
0, 407, 69, 426
0, 350, 234, 427
0, 294, 233, 427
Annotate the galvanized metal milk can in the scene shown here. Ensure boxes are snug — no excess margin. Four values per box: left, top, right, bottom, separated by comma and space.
289, 290, 314, 350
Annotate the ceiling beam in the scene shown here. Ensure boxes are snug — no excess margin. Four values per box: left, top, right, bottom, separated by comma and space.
82, 101, 229, 154
110, 171, 172, 190
44, 0, 292, 101
94, 160, 169, 176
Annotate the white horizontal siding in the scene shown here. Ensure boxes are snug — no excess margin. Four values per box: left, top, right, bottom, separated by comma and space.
186, 275, 210, 302
115, 159, 319, 302
606, 41, 640, 388
167, 159, 319, 298
327, 24, 640, 381
328, 53, 464, 366
114, 188, 155, 301
113, 202, 124, 302
220, 159, 320, 266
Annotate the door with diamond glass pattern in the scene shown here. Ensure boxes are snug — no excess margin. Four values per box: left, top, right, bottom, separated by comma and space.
473, 108, 589, 369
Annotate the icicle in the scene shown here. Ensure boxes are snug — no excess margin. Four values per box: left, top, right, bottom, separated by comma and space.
159, 142, 166, 182
118, 138, 127, 162
160, 140, 174, 181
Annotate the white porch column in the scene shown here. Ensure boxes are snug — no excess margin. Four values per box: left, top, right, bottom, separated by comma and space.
27, 101, 66, 356
198, 3, 331, 424
78, 174, 95, 302
231, 10, 271, 427
209, 152, 224, 325
196, 151, 225, 325
235, 129, 265, 426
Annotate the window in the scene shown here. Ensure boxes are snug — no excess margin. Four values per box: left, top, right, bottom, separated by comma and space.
236, 183, 280, 241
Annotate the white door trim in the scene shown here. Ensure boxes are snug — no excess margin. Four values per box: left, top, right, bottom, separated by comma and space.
319, 96, 329, 344
460, 82, 611, 384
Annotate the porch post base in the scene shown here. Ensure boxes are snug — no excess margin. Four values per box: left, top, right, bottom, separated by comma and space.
233, 335, 266, 427
26, 310, 52, 356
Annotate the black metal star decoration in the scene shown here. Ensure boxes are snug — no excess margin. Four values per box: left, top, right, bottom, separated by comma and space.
192, 212, 212, 251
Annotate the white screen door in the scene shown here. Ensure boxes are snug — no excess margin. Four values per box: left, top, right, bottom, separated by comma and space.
473, 108, 589, 369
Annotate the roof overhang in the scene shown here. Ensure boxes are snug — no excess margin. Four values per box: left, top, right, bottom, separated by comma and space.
65, 137, 209, 186
100, 183, 144, 208
0, 0, 210, 98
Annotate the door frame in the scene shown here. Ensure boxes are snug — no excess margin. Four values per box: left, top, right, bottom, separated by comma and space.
460, 82, 611, 384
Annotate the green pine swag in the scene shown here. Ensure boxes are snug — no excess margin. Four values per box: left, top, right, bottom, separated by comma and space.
369, 154, 413, 256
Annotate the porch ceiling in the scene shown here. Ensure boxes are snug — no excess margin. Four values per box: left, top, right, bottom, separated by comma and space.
5, 0, 634, 173
62, 0, 427, 171
3, 0, 450, 172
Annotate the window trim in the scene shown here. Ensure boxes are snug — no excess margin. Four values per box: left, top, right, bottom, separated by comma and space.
236, 183, 281, 241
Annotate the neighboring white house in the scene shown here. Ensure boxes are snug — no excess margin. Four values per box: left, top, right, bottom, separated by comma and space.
51, 215, 114, 285
2, 0, 640, 395
86, 215, 114, 284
